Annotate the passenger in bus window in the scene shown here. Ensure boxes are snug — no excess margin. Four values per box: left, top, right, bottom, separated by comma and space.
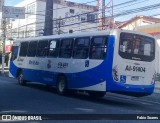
127, 48, 131, 53
92, 45, 96, 52
133, 39, 140, 54
123, 41, 127, 50
122, 41, 131, 53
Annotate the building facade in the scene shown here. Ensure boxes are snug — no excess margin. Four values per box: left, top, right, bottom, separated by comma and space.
117, 16, 160, 31
6, 0, 98, 39
135, 23, 160, 39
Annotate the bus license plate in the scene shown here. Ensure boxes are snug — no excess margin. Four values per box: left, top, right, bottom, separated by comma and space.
131, 76, 139, 81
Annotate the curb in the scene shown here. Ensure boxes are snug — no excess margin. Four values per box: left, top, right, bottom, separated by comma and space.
154, 86, 160, 94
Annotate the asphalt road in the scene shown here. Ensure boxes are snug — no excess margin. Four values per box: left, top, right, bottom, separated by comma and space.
0, 75, 160, 123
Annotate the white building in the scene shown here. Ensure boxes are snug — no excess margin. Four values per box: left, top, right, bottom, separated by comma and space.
7, 0, 98, 39
117, 16, 160, 31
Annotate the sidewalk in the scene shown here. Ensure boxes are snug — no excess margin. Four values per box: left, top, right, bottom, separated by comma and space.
0, 67, 9, 71
0, 67, 9, 76
154, 81, 160, 94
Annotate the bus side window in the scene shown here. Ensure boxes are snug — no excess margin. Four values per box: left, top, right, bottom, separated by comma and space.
19, 42, 29, 57
37, 40, 49, 57
48, 39, 60, 57
11, 46, 19, 61
59, 38, 73, 58
27, 41, 38, 57
90, 36, 108, 59
73, 37, 90, 59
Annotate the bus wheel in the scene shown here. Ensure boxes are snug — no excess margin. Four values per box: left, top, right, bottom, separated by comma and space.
88, 91, 106, 98
18, 71, 26, 86
56, 75, 67, 95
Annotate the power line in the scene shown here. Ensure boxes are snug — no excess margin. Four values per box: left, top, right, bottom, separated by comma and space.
10, 4, 159, 35
151, 13, 160, 17
49, 0, 146, 22
10, 3, 160, 36
11, 1, 160, 32
27, 0, 144, 20
52, 0, 156, 27
113, 0, 146, 8
114, 2, 160, 18
8, 1, 160, 38
21, 0, 151, 28
113, 0, 150, 13
36, 0, 97, 13
24, 0, 148, 23
56, 2, 160, 27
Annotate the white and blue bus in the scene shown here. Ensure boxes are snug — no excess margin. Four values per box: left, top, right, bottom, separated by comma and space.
9, 29, 156, 97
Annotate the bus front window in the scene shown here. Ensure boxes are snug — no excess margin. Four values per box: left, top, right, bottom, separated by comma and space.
11, 46, 19, 61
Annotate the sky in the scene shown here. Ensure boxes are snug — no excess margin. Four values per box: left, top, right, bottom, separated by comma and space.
5, 0, 23, 6
5, 0, 160, 22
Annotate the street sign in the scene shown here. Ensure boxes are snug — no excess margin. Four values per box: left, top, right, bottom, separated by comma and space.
0, 0, 4, 12
2, 6, 25, 19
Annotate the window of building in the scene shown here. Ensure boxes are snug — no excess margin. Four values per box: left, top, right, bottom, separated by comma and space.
59, 38, 73, 58
70, 9, 74, 14
27, 28, 34, 37
81, 12, 87, 21
27, 41, 38, 57
12, 29, 18, 39
19, 30, 25, 38
68, 2, 75, 6
26, 3, 35, 17
87, 14, 97, 23
48, 39, 60, 58
37, 40, 49, 57
73, 37, 90, 59
90, 36, 108, 59
19, 42, 29, 57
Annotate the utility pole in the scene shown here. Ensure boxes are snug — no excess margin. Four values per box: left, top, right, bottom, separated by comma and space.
97, 0, 114, 30
97, 0, 105, 30
57, 17, 61, 35
44, 0, 53, 36
1, 19, 6, 74
105, 0, 114, 29
1, 0, 6, 74
102, 0, 105, 30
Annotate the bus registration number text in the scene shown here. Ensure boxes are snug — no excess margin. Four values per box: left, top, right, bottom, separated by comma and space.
125, 65, 145, 72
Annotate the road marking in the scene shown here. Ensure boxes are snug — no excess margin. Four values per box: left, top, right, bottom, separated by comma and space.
140, 102, 153, 106
105, 93, 160, 105
75, 108, 95, 112
131, 98, 160, 105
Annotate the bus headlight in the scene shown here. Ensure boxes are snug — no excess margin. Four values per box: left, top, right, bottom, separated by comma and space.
112, 65, 119, 81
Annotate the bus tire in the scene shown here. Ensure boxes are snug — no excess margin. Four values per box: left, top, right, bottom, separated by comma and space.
17, 71, 26, 86
56, 75, 67, 95
88, 91, 106, 98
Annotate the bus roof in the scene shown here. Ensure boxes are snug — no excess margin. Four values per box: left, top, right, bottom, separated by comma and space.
14, 29, 154, 42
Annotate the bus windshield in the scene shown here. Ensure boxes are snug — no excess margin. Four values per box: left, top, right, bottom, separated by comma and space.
119, 32, 155, 62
